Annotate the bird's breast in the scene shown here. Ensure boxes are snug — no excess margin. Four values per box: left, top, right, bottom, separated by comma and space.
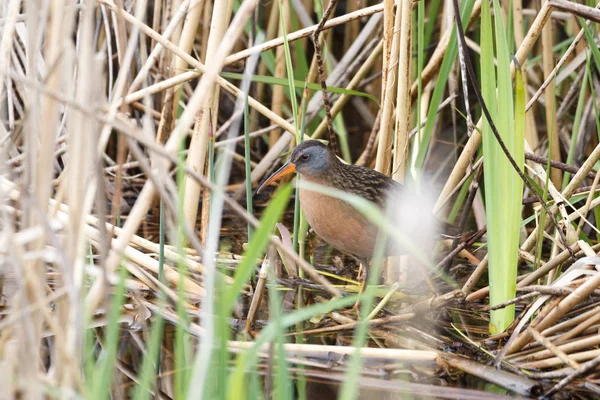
299, 184, 379, 259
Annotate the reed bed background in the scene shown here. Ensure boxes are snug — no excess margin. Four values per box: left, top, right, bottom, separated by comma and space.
3, 0, 600, 398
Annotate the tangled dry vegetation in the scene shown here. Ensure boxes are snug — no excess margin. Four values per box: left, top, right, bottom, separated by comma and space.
4, 0, 600, 399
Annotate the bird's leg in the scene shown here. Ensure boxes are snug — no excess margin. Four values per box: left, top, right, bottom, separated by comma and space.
353, 258, 370, 310
357, 262, 365, 281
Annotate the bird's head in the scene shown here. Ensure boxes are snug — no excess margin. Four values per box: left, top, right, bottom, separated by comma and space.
257, 140, 334, 192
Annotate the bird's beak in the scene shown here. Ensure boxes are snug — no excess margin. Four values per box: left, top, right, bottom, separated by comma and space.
256, 161, 296, 193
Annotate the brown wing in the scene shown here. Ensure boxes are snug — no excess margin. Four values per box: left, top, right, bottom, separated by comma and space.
332, 164, 402, 209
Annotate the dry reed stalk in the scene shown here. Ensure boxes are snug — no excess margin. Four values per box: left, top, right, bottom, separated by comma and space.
520, 348, 600, 369
146, 0, 190, 166
549, 0, 600, 21
189, 34, 265, 394
1, 226, 74, 397
106, 4, 298, 138
441, 355, 542, 397
311, 0, 339, 154
91, 0, 150, 314
374, 0, 400, 175
270, 0, 289, 147
303, 13, 381, 123
250, 1, 281, 134
356, 108, 382, 166
119, 260, 186, 304
150, 0, 162, 49
525, 6, 596, 111
12, 0, 72, 395
577, 160, 600, 237
512, 0, 539, 150
527, 327, 580, 369
409, 0, 482, 97
511, 333, 600, 363
170, 0, 202, 80
343, 0, 359, 52
199, 0, 211, 57
55, 0, 100, 386
244, 255, 271, 332
0, 0, 20, 99
127, 0, 191, 93
226, 2, 384, 65
0, 175, 207, 298
103, 2, 296, 142
509, 267, 600, 354
542, 305, 600, 337
387, 0, 412, 285
112, 0, 129, 64
85, 0, 275, 317
122, 1, 387, 105
228, 341, 439, 362
0, 287, 68, 333
289, 291, 460, 336
545, 352, 600, 397
473, 239, 598, 307
554, 311, 600, 343
96, 0, 144, 153
312, 40, 383, 140
521, 142, 600, 253
489, 292, 539, 311
541, 0, 561, 189
27, 96, 335, 299
182, 0, 233, 242
391, 0, 412, 183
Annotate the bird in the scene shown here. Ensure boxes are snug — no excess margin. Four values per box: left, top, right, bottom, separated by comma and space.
256, 140, 435, 296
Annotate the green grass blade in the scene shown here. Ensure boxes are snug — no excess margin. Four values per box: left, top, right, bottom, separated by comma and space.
479, 0, 525, 333
226, 294, 361, 399
175, 140, 191, 398
278, 0, 299, 141
410, 0, 476, 172
219, 71, 379, 105
91, 266, 128, 400
132, 315, 165, 400
290, 8, 309, 82
580, 18, 600, 73
333, 113, 352, 162
244, 91, 254, 241
563, 56, 590, 186
338, 237, 387, 400
269, 273, 293, 400
424, 0, 442, 48
223, 185, 292, 314
133, 200, 168, 400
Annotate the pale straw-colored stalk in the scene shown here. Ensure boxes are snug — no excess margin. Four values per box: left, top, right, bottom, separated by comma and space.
374, 0, 400, 175
541, 0, 562, 189
182, 0, 233, 241
391, 0, 412, 183
270, 0, 290, 147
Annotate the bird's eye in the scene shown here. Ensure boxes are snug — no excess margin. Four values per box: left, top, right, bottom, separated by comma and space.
301, 154, 309, 161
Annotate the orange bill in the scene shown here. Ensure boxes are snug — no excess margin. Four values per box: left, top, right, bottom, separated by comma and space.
256, 161, 296, 193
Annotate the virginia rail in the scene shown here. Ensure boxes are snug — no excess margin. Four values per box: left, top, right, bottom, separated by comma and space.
257, 140, 425, 292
